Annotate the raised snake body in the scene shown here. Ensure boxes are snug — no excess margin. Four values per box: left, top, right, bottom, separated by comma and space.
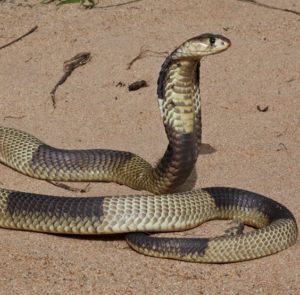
0, 34, 297, 263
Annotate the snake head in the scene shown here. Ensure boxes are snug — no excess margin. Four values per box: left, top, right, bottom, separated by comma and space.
173, 33, 231, 59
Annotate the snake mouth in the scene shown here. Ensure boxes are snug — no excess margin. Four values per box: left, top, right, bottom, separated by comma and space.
175, 49, 230, 56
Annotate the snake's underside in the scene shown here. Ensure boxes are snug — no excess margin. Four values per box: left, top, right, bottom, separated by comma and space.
0, 34, 297, 263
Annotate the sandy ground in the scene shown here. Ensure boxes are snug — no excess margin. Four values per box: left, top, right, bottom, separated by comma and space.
0, 0, 299, 294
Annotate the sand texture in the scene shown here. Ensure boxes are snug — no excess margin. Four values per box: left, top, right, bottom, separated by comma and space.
0, 0, 299, 294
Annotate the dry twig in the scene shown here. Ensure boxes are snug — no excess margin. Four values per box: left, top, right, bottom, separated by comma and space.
50, 52, 91, 108
3, 115, 26, 120
96, 0, 143, 9
127, 47, 168, 70
47, 180, 91, 193
0, 25, 38, 50
238, 0, 300, 16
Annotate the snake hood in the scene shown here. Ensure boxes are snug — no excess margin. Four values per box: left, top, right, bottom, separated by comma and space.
157, 33, 231, 100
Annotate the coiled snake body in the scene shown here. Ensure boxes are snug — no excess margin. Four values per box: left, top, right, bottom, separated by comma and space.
0, 34, 297, 263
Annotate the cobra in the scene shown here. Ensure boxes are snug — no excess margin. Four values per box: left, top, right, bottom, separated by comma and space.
0, 34, 297, 263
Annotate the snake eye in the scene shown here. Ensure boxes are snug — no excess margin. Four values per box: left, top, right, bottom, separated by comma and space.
209, 36, 216, 46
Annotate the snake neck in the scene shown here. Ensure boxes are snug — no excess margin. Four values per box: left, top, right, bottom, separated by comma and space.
0, 50, 202, 195
142, 56, 202, 193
